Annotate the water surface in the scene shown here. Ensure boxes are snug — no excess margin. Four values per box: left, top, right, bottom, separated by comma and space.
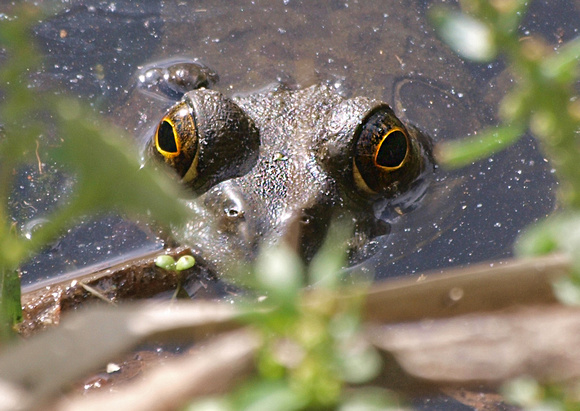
6, 0, 575, 287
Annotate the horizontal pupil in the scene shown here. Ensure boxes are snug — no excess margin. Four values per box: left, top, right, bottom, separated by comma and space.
158, 121, 178, 153
376, 130, 407, 168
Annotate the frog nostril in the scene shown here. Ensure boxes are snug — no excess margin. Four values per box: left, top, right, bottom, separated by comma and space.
225, 207, 244, 218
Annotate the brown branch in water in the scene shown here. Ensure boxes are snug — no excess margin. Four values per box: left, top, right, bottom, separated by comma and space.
360, 253, 567, 323
368, 304, 580, 388
7, 253, 575, 409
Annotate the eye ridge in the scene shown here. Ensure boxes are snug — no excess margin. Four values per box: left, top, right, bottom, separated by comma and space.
373, 127, 409, 170
155, 118, 181, 158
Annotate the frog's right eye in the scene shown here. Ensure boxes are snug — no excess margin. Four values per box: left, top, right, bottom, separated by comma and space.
149, 89, 260, 194
353, 108, 410, 194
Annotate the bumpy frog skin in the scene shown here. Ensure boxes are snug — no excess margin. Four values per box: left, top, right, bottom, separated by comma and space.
144, 62, 434, 274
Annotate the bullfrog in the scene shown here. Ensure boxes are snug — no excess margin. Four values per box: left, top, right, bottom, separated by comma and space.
144, 61, 434, 274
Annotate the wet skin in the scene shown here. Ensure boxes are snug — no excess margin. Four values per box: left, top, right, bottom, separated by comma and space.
144, 62, 434, 274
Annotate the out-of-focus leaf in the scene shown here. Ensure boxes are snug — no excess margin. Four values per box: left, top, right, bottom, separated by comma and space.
436, 123, 523, 167
339, 343, 382, 384
46, 98, 191, 224
255, 245, 303, 303
308, 220, 351, 288
516, 213, 580, 305
541, 36, 580, 83
493, 0, 529, 34
431, 9, 496, 62
502, 377, 543, 408
187, 397, 233, 411
552, 277, 580, 306
516, 213, 580, 258
0, 267, 21, 340
234, 380, 306, 411
338, 387, 398, 411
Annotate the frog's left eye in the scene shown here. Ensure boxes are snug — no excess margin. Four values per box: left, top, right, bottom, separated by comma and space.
353, 108, 411, 194
152, 101, 200, 182
156, 119, 180, 157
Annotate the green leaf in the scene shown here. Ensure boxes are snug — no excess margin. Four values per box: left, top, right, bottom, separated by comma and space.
502, 377, 542, 408
186, 397, 233, 411
234, 380, 306, 411
516, 213, 580, 306
49, 98, 191, 226
540, 36, 580, 83
494, 0, 530, 34
338, 387, 397, 411
339, 344, 382, 384
255, 245, 303, 303
436, 124, 524, 168
155, 255, 177, 270
175, 255, 196, 271
516, 213, 580, 258
552, 277, 580, 306
308, 220, 351, 288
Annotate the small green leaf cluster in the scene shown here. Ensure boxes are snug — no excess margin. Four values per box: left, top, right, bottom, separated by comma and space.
155, 254, 196, 271
432, 0, 580, 195
517, 213, 580, 305
433, 1, 580, 408
0, 6, 191, 340
433, 0, 580, 303
187, 225, 397, 411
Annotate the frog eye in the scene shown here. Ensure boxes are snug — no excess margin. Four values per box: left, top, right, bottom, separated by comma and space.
353, 108, 411, 194
373, 127, 409, 169
156, 119, 180, 157
152, 101, 200, 182
149, 89, 260, 194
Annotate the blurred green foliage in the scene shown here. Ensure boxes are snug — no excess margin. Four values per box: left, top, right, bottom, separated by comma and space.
0, 6, 191, 339
432, 0, 580, 298
432, 0, 580, 210
187, 225, 397, 410
433, 0, 580, 409
503, 377, 580, 411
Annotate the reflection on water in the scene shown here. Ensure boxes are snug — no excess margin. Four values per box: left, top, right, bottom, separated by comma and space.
20, 215, 163, 291
8, 0, 575, 286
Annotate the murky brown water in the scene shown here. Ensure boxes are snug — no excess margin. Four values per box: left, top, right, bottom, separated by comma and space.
15, 0, 574, 285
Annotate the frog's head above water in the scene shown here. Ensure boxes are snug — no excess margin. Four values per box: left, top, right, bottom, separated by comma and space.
145, 62, 434, 271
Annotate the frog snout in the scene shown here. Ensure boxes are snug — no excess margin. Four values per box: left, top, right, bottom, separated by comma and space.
202, 180, 259, 248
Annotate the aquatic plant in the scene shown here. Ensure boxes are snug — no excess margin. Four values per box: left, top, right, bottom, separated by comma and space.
433, 0, 580, 186
0, 5, 191, 339
186, 224, 396, 411
433, 0, 580, 296
433, 0, 580, 408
